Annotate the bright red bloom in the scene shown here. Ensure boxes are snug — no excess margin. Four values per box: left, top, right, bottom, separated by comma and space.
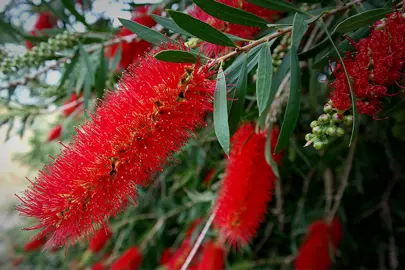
214, 123, 282, 246
23, 235, 46, 252
63, 93, 83, 117
202, 169, 216, 185
26, 12, 57, 49
108, 6, 158, 69
91, 262, 104, 270
330, 12, 405, 116
197, 241, 225, 270
47, 125, 62, 142
189, 0, 281, 57
295, 218, 343, 270
17, 43, 215, 249
88, 227, 112, 253
160, 248, 173, 265
11, 256, 24, 266
111, 247, 142, 270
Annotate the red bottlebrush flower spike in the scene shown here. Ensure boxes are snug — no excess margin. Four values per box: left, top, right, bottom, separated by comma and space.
47, 125, 62, 142
330, 12, 405, 117
197, 241, 225, 270
160, 248, 173, 265
295, 218, 343, 270
23, 235, 46, 252
202, 169, 216, 185
91, 262, 104, 270
108, 6, 158, 69
26, 12, 57, 49
63, 93, 83, 117
11, 256, 24, 266
17, 43, 215, 250
189, 0, 281, 57
88, 227, 112, 253
111, 246, 143, 270
214, 123, 282, 246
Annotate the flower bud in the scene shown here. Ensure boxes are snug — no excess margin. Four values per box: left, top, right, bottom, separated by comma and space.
318, 114, 330, 124
332, 113, 343, 123
344, 115, 353, 126
326, 126, 337, 136
312, 126, 323, 137
336, 127, 344, 137
323, 103, 333, 113
313, 141, 324, 150
310, 121, 318, 128
305, 133, 314, 141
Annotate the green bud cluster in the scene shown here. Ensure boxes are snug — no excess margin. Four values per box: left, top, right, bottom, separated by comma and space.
272, 33, 291, 72
305, 100, 353, 150
0, 31, 76, 74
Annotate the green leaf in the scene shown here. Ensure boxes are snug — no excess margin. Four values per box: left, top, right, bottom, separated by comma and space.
335, 8, 391, 33
265, 123, 280, 178
167, 10, 235, 47
214, 67, 230, 155
84, 73, 91, 110
59, 48, 79, 89
323, 21, 358, 146
119, 18, 169, 45
151, 14, 192, 36
193, 0, 269, 27
275, 13, 307, 152
256, 42, 273, 115
78, 43, 94, 84
228, 54, 247, 136
61, 0, 88, 26
154, 50, 197, 63
247, 0, 305, 14
95, 45, 106, 99
109, 44, 122, 71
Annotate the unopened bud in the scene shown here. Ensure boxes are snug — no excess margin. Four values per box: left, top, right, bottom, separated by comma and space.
326, 126, 337, 136
318, 114, 330, 124
312, 126, 323, 137
336, 127, 344, 137
332, 113, 343, 123
310, 120, 318, 128
305, 133, 314, 142
313, 141, 324, 150
323, 103, 333, 113
344, 115, 353, 126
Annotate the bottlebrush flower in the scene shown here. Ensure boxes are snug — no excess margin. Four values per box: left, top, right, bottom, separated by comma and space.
214, 123, 282, 246
88, 227, 112, 253
108, 6, 159, 69
91, 262, 104, 270
295, 218, 343, 270
197, 241, 225, 270
111, 246, 142, 270
26, 12, 57, 49
63, 93, 83, 117
47, 125, 62, 142
11, 256, 24, 266
160, 248, 173, 265
23, 235, 46, 252
330, 12, 405, 117
17, 43, 216, 249
189, 0, 281, 57
202, 169, 216, 186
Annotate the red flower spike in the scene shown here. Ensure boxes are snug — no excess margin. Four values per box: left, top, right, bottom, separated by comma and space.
63, 93, 83, 117
330, 12, 405, 116
189, 0, 282, 57
197, 241, 225, 270
108, 6, 159, 70
47, 125, 62, 142
111, 246, 142, 270
23, 235, 46, 252
91, 262, 104, 270
88, 227, 112, 253
202, 169, 216, 185
25, 13, 57, 49
17, 43, 215, 250
214, 123, 282, 247
295, 218, 343, 270
160, 248, 173, 265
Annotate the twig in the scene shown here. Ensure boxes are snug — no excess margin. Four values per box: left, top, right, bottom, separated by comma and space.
180, 211, 216, 270
294, 169, 314, 225
274, 179, 285, 231
327, 135, 357, 223
323, 168, 333, 215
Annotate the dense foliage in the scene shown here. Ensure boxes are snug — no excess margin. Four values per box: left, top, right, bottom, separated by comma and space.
1, 0, 405, 269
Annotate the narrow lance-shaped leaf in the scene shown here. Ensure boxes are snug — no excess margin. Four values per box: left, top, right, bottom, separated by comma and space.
118, 18, 170, 45
150, 14, 192, 36
61, 0, 88, 26
257, 41, 273, 115
247, 0, 306, 14
275, 14, 308, 152
59, 48, 79, 89
335, 8, 391, 33
265, 123, 280, 178
95, 45, 106, 99
193, 0, 269, 27
228, 54, 248, 136
167, 10, 235, 48
154, 50, 197, 63
110, 44, 122, 71
214, 67, 230, 155
78, 43, 94, 85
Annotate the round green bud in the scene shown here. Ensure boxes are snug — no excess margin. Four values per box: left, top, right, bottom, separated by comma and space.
310, 120, 319, 128
332, 113, 343, 123
312, 126, 323, 137
318, 114, 330, 124
344, 115, 353, 126
323, 103, 333, 113
328, 99, 334, 106
305, 133, 314, 142
55, 34, 63, 40
326, 126, 337, 136
336, 127, 344, 137
313, 141, 324, 150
